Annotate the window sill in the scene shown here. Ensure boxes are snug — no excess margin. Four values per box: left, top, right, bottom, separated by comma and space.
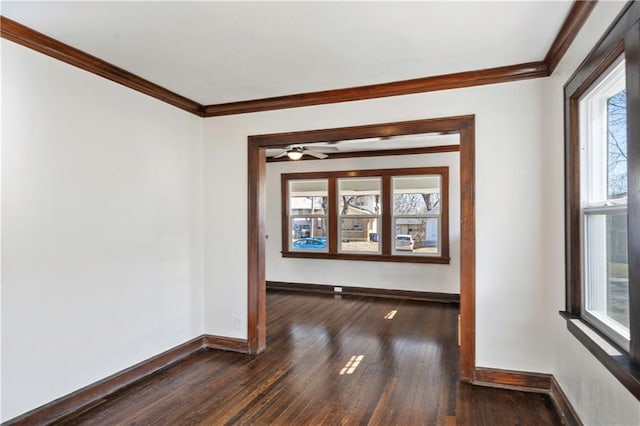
282, 251, 451, 264
560, 311, 640, 400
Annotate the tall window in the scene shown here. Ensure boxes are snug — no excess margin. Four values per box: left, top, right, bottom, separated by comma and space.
579, 57, 628, 349
563, 2, 639, 396
288, 179, 328, 252
338, 177, 381, 254
393, 175, 442, 256
282, 167, 449, 264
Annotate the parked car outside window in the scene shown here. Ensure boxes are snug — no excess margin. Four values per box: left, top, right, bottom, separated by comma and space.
395, 234, 414, 251
292, 237, 327, 250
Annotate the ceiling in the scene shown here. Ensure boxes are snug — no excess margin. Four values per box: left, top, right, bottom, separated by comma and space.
1, 1, 574, 106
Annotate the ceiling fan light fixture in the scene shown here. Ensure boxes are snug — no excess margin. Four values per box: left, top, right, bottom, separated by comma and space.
287, 148, 304, 160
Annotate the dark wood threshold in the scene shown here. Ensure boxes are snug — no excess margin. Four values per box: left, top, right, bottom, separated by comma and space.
3, 335, 248, 425
266, 281, 460, 303
560, 311, 640, 400
472, 367, 583, 425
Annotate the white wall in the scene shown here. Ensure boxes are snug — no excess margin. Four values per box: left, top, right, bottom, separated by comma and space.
542, 2, 640, 425
4, 2, 638, 424
265, 152, 460, 293
203, 75, 552, 372
1, 41, 205, 421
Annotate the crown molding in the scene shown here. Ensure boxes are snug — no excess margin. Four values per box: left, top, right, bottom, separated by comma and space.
1, 1, 596, 117
0, 16, 205, 117
203, 62, 549, 117
545, 1, 599, 74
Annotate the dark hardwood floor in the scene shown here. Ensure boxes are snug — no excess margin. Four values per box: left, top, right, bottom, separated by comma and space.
57, 290, 560, 425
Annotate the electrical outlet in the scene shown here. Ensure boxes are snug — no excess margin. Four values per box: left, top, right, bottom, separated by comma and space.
234, 318, 243, 330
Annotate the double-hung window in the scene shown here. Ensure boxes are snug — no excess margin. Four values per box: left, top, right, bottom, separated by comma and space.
392, 175, 442, 256
579, 57, 629, 350
282, 167, 449, 264
563, 2, 640, 396
288, 179, 329, 252
338, 177, 381, 254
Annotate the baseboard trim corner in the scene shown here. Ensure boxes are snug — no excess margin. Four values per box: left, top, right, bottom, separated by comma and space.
549, 376, 583, 426
203, 335, 250, 354
4, 336, 206, 425
472, 367, 583, 425
472, 367, 552, 394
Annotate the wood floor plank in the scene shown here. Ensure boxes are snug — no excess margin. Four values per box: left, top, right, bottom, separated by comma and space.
56, 290, 561, 425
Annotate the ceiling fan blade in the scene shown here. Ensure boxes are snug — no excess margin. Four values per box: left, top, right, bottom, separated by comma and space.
272, 150, 289, 158
310, 145, 340, 153
304, 150, 328, 159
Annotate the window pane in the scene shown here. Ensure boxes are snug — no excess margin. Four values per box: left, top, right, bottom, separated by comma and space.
290, 180, 328, 215
338, 178, 381, 215
607, 89, 627, 199
585, 213, 629, 331
580, 58, 625, 204
393, 175, 441, 214
340, 218, 379, 253
291, 217, 328, 251
291, 196, 328, 215
394, 217, 438, 254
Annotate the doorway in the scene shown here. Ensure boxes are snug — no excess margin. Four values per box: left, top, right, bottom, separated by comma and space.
247, 115, 476, 382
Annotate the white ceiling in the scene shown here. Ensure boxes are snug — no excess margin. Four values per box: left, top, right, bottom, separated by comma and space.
2, 1, 573, 106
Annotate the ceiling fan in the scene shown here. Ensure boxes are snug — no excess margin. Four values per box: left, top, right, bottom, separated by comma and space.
271, 145, 339, 160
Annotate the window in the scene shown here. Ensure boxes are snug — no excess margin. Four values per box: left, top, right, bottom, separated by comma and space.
288, 179, 329, 252
563, 2, 640, 397
579, 57, 629, 350
338, 177, 381, 253
393, 175, 442, 256
282, 167, 449, 264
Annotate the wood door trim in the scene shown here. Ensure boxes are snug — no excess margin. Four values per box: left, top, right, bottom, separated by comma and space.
266, 144, 460, 163
248, 115, 476, 380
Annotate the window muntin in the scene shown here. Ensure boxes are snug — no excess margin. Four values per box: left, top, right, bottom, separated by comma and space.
579, 57, 629, 350
392, 175, 441, 256
338, 177, 381, 253
289, 179, 329, 252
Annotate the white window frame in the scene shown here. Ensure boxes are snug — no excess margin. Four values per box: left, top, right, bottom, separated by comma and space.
337, 177, 382, 255
391, 175, 442, 257
288, 179, 329, 253
579, 56, 629, 351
